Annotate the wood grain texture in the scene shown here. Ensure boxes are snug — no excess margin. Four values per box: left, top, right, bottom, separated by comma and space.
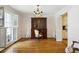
31, 17, 47, 39
3, 39, 67, 53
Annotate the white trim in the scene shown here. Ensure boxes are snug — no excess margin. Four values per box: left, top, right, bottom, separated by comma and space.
55, 6, 68, 41
55, 6, 68, 16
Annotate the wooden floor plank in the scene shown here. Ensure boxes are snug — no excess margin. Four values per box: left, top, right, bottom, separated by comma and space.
2, 39, 67, 53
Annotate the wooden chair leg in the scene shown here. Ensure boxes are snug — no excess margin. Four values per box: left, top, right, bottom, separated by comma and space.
73, 48, 75, 53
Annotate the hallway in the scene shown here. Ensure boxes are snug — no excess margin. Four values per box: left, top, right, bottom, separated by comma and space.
2, 39, 67, 53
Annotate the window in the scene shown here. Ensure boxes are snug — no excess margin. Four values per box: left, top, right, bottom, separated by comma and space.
5, 12, 18, 27
4, 12, 18, 44
5, 12, 11, 27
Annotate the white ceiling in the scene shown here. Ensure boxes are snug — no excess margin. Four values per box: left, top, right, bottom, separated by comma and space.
10, 5, 66, 15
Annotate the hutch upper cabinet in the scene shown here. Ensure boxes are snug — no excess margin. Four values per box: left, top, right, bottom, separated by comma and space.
0, 7, 18, 48
31, 17, 47, 39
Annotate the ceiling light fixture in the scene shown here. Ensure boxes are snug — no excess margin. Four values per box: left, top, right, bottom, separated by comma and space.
33, 5, 43, 17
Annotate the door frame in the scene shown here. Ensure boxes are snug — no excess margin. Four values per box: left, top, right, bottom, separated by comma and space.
61, 13, 68, 40
55, 7, 68, 41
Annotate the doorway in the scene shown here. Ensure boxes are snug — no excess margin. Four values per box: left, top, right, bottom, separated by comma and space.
61, 13, 68, 40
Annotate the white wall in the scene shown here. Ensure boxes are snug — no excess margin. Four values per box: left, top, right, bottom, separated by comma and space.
55, 15, 62, 41
67, 6, 79, 46
19, 13, 55, 38
23, 14, 31, 38
47, 15, 55, 38
17, 14, 25, 39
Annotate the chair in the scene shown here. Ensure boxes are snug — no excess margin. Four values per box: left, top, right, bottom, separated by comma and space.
72, 41, 79, 53
65, 46, 73, 53
34, 29, 42, 39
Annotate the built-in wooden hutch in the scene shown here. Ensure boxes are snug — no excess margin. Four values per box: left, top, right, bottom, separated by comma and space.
31, 17, 47, 39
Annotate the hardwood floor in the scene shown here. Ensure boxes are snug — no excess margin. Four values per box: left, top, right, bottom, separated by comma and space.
2, 39, 67, 53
